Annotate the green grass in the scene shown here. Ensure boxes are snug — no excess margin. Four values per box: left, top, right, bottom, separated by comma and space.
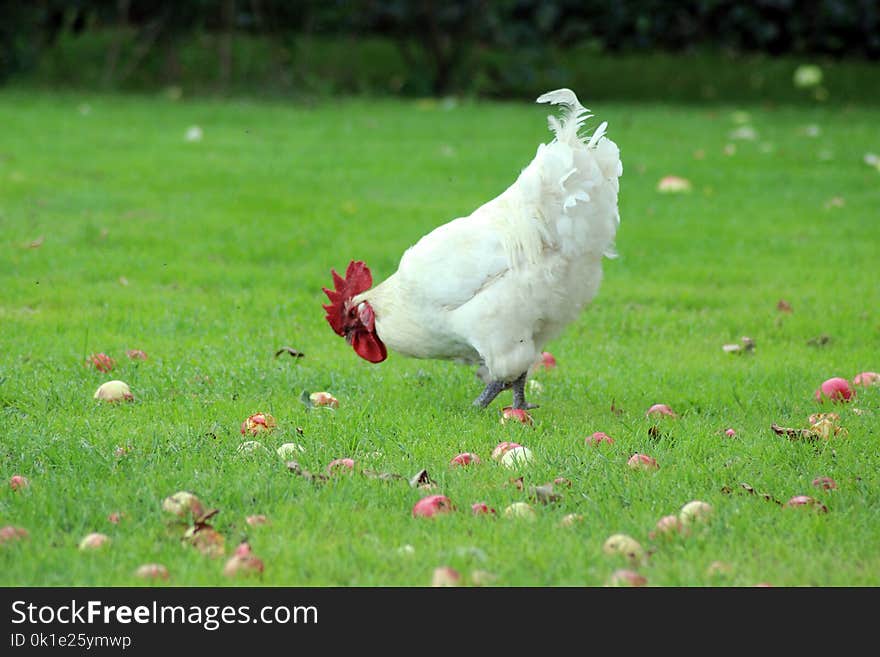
1, 90, 879, 587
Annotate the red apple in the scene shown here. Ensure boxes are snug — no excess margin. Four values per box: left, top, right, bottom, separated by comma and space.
586, 431, 614, 446
540, 351, 557, 369
412, 495, 454, 518
500, 407, 533, 426
451, 452, 481, 467
491, 441, 522, 461
723, 428, 737, 438
240, 412, 277, 436
134, 564, 169, 580
326, 458, 355, 475
86, 352, 116, 373
107, 512, 125, 524
471, 502, 496, 516
607, 569, 647, 587
785, 495, 828, 512
0, 526, 29, 544
431, 566, 461, 587
811, 476, 837, 490
814, 377, 854, 403
646, 403, 677, 418
627, 453, 659, 471
9, 475, 29, 491
649, 514, 685, 539
223, 548, 265, 577
853, 371, 880, 387
125, 349, 148, 361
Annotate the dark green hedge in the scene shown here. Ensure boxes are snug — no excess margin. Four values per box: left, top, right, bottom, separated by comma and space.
3, 0, 879, 94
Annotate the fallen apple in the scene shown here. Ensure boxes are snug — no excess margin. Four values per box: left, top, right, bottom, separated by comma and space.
585, 431, 614, 446
656, 175, 692, 193
723, 428, 737, 438
134, 564, 169, 580
326, 458, 355, 475
224, 552, 265, 577
706, 561, 733, 577
491, 441, 522, 461
237, 440, 269, 455
814, 377, 854, 403
785, 495, 828, 512
451, 452, 481, 467
602, 534, 645, 564
503, 502, 537, 520
540, 351, 557, 369
107, 512, 125, 524
246, 515, 270, 527
309, 391, 339, 408
560, 513, 584, 527
0, 526, 29, 544
276, 443, 306, 460
500, 407, 533, 426
162, 491, 205, 519
125, 349, 148, 361
86, 352, 116, 373
431, 566, 461, 587
412, 495, 454, 518
240, 412, 277, 436
649, 514, 685, 540
853, 371, 880, 387
679, 500, 713, 525
501, 446, 534, 469
471, 502, 496, 516
606, 569, 647, 587
94, 380, 133, 402
79, 532, 110, 550
646, 403, 677, 418
627, 453, 659, 471
811, 476, 837, 490
9, 475, 29, 491
470, 570, 498, 586
183, 526, 225, 558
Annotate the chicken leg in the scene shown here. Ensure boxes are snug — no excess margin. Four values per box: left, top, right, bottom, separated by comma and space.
473, 372, 537, 410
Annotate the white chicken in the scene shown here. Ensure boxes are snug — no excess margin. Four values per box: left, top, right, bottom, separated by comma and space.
323, 88, 622, 410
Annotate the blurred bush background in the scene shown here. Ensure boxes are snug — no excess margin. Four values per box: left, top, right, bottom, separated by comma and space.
2, 0, 879, 102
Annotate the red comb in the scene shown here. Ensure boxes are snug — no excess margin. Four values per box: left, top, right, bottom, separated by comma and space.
322, 260, 373, 335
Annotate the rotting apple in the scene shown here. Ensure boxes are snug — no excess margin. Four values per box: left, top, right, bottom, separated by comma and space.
240, 412, 277, 436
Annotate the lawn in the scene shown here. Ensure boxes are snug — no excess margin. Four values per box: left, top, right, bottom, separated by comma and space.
1, 89, 879, 586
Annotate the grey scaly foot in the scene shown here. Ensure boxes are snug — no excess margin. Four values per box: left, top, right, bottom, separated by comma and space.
511, 371, 539, 410
473, 380, 510, 408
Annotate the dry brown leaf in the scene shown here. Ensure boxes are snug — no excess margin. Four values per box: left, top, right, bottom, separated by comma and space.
408, 469, 434, 489
274, 347, 304, 359
528, 483, 562, 505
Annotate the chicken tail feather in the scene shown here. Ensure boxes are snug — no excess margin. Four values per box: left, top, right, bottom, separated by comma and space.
536, 88, 593, 145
